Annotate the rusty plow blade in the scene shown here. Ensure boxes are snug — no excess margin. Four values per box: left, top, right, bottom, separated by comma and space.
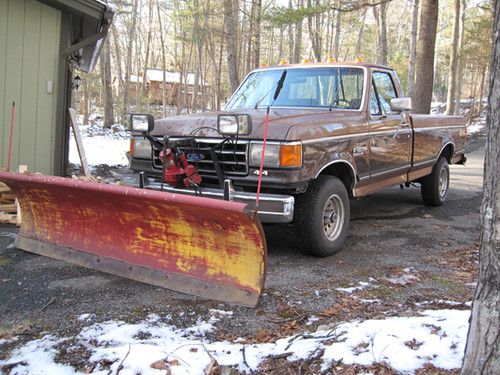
0, 171, 267, 307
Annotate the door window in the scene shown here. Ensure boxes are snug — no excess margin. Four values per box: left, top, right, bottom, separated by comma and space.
369, 82, 381, 115
372, 71, 397, 114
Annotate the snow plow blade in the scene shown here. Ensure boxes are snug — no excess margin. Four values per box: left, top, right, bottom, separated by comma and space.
0, 171, 266, 307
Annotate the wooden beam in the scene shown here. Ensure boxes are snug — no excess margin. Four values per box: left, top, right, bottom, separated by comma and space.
68, 108, 90, 177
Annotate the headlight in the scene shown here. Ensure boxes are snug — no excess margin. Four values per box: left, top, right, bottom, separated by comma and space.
130, 113, 154, 133
249, 141, 302, 168
130, 138, 152, 159
218, 114, 252, 135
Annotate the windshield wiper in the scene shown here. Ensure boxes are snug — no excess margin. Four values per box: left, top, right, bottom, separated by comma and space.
254, 70, 287, 109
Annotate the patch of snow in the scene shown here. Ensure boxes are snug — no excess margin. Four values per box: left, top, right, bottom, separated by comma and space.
384, 274, 419, 286
0, 336, 18, 346
359, 298, 381, 304
466, 118, 486, 136
336, 281, 377, 294
208, 309, 234, 317
77, 313, 94, 322
414, 300, 464, 307
322, 309, 470, 373
306, 316, 320, 326
0, 309, 471, 374
68, 135, 130, 167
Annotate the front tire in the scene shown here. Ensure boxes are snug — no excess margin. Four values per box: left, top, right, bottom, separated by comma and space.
294, 176, 350, 257
421, 156, 450, 206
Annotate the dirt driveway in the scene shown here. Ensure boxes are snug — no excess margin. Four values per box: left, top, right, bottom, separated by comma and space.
0, 138, 483, 360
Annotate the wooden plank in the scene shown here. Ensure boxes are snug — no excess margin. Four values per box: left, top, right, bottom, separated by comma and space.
0, 212, 17, 225
68, 108, 90, 177
0, 203, 17, 213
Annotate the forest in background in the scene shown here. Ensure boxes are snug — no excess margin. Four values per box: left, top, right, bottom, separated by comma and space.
75, 0, 493, 126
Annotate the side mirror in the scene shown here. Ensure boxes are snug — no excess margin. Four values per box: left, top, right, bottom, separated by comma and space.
390, 97, 412, 112
130, 113, 154, 133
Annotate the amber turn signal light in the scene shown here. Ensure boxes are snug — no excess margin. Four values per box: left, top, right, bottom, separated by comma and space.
279, 143, 302, 167
130, 139, 135, 157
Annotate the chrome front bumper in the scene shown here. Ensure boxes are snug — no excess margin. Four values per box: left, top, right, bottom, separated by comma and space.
145, 180, 294, 223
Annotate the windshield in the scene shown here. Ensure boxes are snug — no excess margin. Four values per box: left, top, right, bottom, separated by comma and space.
225, 67, 364, 110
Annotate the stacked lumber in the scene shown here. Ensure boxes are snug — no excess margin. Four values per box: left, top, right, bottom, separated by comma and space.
0, 182, 19, 225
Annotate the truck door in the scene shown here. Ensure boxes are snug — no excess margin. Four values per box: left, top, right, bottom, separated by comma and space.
368, 71, 412, 183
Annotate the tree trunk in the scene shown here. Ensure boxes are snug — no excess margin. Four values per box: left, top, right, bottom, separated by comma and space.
293, 1, 303, 63
252, 0, 262, 68
454, 0, 467, 115
477, 64, 487, 116
111, 24, 123, 110
223, 0, 240, 93
412, 0, 439, 114
377, 2, 388, 65
354, 9, 367, 59
445, 0, 461, 115
408, 0, 419, 97
100, 38, 114, 127
122, 0, 139, 123
461, 2, 500, 371
156, 0, 167, 117
333, 9, 341, 60
246, 0, 255, 71
142, 0, 154, 96
82, 76, 90, 125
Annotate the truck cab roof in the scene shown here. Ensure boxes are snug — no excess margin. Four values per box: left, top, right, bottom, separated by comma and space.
254, 61, 394, 72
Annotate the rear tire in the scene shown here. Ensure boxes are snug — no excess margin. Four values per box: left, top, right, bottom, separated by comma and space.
421, 156, 450, 206
294, 176, 350, 257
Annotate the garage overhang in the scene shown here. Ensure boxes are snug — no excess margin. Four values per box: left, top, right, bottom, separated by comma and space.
39, 0, 114, 72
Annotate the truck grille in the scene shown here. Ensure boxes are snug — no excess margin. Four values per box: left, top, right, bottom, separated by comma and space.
152, 138, 249, 181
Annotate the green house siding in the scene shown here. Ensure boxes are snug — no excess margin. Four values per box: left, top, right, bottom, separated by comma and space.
0, 0, 60, 174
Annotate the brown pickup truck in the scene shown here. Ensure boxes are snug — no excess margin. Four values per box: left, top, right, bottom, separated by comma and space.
129, 62, 466, 256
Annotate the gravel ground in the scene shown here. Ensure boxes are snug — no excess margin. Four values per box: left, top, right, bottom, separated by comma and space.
0, 137, 484, 359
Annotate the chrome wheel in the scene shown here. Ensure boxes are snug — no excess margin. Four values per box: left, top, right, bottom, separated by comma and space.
322, 194, 345, 241
438, 166, 449, 198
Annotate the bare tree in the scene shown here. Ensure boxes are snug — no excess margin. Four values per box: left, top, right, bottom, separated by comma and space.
142, 0, 154, 96
122, 0, 139, 122
156, 0, 167, 117
333, 9, 341, 60
454, 0, 467, 115
412, 0, 439, 114
224, 0, 240, 92
461, 1, 500, 371
446, 0, 461, 115
252, 0, 262, 68
408, 0, 419, 96
354, 9, 367, 58
100, 38, 114, 127
377, 2, 389, 65
293, 0, 303, 63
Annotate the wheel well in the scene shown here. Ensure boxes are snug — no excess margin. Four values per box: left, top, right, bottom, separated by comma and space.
317, 162, 355, 196
440, 143, 454, 163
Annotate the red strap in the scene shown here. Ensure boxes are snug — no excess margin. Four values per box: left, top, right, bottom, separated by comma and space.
254, 107, 270, 218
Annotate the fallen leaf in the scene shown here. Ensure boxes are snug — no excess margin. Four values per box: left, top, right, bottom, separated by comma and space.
150, 359, 168, 370
167, 359, 180, 366
205, 359, 220, 375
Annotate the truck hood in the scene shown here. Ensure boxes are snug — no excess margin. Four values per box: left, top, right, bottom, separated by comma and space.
151, 108, 366, 141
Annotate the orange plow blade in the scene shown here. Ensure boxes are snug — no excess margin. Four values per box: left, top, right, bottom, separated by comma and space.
0, 171, 266, 307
